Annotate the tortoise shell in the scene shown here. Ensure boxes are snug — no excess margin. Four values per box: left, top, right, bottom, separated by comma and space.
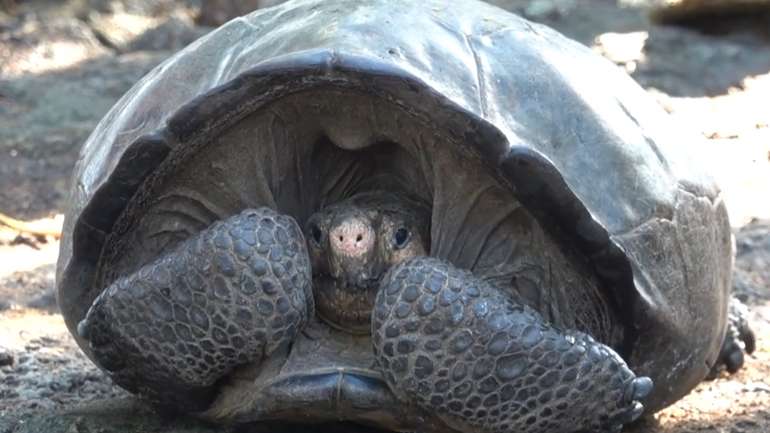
57, 0, 731, 416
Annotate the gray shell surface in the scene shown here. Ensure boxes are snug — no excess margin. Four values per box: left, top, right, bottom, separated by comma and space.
57, 0, 732, 413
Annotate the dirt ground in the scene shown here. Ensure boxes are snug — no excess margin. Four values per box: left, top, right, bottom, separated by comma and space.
1, 0, 769, 432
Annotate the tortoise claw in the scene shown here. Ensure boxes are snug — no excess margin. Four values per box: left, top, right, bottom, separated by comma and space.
627, 401, 645, 423
725, 349, 745, 374
624, 376, 653, 403
605, 400, 645, 433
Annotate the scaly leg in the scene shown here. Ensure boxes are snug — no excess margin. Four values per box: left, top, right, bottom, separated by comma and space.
78, 208, 313, 411
373, 257, 651, 433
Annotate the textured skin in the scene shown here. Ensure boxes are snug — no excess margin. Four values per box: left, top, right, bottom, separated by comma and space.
708, 297, 756, 378
78, 208, 312, 410
728, 298, 757, 355
373, 257, 650, 433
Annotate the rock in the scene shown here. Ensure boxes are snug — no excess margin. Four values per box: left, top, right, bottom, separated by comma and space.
733, 220, 770, 302
0, 264, 57, 311
0, 14, 108, 78
72, 0, 201, 52
83, 6, 204, 53
88, 12, 206, 53
522, 0, 577, 19
85, 9, 161, 51
488, 0, 650, 45
81, 0, 199, 17
736, 220, 770, 256
127, 16, 209, 51
623, 25, 770, 96
649, 0, 770, 22
197, 0, 285, 26
645, 0, 770, 36
593, 31, 649, 73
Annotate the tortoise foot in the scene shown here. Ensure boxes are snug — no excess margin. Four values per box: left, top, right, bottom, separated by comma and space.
707, 297, 755, 379
78, 208, 313, 411
372, 257, 651, 433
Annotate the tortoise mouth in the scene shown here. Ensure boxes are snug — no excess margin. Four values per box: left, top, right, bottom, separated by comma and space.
312, 273, 380, 335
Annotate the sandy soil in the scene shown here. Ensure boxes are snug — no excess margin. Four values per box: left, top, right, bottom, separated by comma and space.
1, 0, 769, 432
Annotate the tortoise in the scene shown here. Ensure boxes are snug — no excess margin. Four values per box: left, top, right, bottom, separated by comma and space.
56, 0, 755, 432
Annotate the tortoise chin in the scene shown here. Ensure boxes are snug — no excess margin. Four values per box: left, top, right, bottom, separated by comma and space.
313, 274, 379, 334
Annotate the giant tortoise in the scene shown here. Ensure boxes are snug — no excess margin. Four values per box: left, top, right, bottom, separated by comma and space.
56, 0, 754, 432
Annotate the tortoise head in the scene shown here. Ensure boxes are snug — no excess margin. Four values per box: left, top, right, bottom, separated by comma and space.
305, 191, 430, 334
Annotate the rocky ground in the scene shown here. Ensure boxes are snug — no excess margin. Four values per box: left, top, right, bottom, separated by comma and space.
1, 0, 769, 432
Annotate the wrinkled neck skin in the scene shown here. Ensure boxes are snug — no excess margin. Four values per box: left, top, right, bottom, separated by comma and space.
306, 190, 430, 334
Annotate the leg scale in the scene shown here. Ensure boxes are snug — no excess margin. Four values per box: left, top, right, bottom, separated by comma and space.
373, 257, 651, 433
79, 208, 312, 411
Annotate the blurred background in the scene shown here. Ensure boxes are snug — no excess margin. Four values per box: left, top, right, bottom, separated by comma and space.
0, 1, 769, 432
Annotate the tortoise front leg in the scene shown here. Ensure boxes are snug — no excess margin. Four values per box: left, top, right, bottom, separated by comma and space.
78, 208, 313, 411
372, 257, 651, 433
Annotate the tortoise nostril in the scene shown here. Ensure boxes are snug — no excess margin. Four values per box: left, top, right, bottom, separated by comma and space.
329, 219, 373, 256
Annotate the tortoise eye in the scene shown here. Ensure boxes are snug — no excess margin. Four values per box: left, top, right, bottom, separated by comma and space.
310, 224, 323, 245
393, 227, 410, 249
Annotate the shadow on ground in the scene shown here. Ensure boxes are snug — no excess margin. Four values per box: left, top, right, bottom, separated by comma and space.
0, 397, 396, 433
0, 51, 168, 219
0, 3, 205, 219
